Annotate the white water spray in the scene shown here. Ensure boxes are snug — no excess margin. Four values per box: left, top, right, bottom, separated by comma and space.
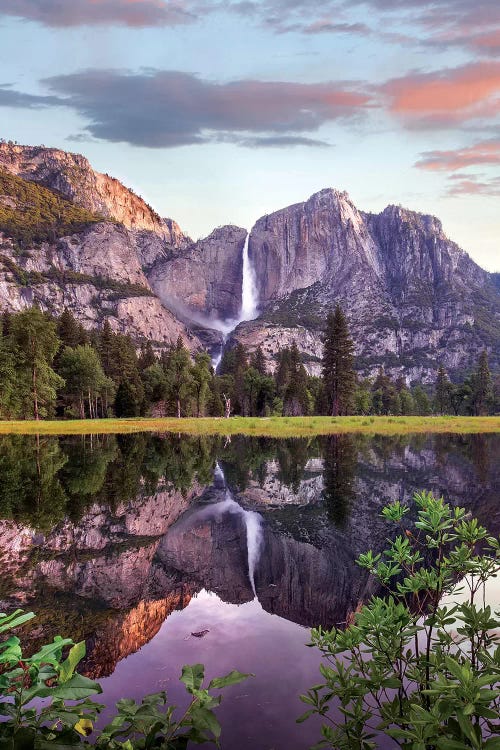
240, 233, 259, 322
212, 463, 263, 597
212, 232, 259, 370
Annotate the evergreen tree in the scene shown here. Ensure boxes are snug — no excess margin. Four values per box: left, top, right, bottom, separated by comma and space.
138, 341, 157, 371
283, 342, 309, 416
322, 306, 355, 416
276, 347, 292, 397
59, 345, 108, 418
115, 380, 140, 418
473, 349, 493, 416
0, 334, 19, 418
413, 385, 431, 416
141, 363, 168, 413
251, 346, 267, 375
435, 364, 451, 415
57, 308, 87, 349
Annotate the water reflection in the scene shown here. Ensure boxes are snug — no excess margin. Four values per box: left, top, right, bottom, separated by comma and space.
0, 432, 498, 747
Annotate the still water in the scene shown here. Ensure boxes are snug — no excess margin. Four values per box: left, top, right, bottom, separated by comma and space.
0, 432, 499, 748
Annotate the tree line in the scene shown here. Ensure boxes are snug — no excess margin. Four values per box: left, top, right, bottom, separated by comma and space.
0, 304, 495, 420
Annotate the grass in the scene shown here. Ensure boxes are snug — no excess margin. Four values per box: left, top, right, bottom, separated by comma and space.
0, 416, 498, 437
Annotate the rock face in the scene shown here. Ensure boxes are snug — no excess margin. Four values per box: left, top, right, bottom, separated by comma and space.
147, 225, 246, 322
0, 142, 184, 238
0, 143, 244, 349
0, 227, 200, 349
243, 189, 499, 380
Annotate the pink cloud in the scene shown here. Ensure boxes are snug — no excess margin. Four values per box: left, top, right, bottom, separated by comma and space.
446, 173, 500, 196
382, 61, 500, 127
416, 140, 500, 171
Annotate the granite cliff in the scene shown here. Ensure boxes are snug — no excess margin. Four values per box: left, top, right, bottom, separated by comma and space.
0, 141, 497, 378
0, 142, 244, 352
236, 189, 499, 381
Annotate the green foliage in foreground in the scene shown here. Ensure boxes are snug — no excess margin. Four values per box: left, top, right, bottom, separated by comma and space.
0, 169, 104, 249
300, 491, 500, 749
0, 610, 250, 749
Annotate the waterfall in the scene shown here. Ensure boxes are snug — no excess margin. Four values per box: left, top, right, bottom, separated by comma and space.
214, 463, 263, 598
212, 232, 258, 370
240, 233, 258, 322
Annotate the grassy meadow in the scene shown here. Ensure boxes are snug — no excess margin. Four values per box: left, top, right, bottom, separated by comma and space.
0, 415, 498, 437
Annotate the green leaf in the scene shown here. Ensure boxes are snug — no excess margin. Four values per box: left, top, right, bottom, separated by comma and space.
36, 674, 102, 701
208, 670, 252, 690
58, 642, 86, 684
180, 664, 205, 693
0, 610, 35, 634
189, 705, 221, 739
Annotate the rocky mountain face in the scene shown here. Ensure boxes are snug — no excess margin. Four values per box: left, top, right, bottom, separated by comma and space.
0, 142, 182, 238
0, 143, 245, 352
0, 142, 497, 378
237, 189, 499, 380
147, 224, 246, 323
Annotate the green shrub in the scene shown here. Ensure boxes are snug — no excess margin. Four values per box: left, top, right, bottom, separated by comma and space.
300, 491, 500, 749
0, 610, 250, 748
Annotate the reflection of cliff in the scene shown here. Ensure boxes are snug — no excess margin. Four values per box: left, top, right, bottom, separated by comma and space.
156, 494, 255, 605
0, 433, 498, 681
0, 481, 204, 674
157, 488, 376, 628
83, 592, 195, 679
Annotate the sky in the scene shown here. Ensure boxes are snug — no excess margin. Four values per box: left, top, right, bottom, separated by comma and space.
0, 0, 498, 271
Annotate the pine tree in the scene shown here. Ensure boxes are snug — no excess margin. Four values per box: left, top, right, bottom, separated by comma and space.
474, 349, 493, 416
190, 351, 212, 417
138, 341, 156, 371
57, 308, 86, 349
283, 342, 309, 416
251, 346, 267, 375
435, 364, 450, 415
321, 306, 355, 416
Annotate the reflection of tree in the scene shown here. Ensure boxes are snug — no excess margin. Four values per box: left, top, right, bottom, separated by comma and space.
276, 438, 310, 493
0, 435, 67, 531
321, 435, 358, 527
0, 433, 222, 531
221, 437, 277, 490
434, 434, 493, 485
60, 435, 118, 520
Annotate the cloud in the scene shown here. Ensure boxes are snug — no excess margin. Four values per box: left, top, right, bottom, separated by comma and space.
0, 0, 195, 28
302, 20, 371, 36
37, 68, 370, 148
0, 85, 62, 108
446, 173, 500, 196
220, 134, 332, 147
381, 61, 500, 128
415, 140, 500, 171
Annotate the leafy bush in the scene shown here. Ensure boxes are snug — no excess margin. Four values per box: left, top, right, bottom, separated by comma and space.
300, 491, 500, 749
0, 610, 250, 748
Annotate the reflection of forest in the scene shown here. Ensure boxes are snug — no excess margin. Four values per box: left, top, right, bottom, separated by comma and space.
0, 432, 498, 678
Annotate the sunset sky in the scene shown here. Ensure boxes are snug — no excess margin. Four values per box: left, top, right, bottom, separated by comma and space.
0, 0, 498, 270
